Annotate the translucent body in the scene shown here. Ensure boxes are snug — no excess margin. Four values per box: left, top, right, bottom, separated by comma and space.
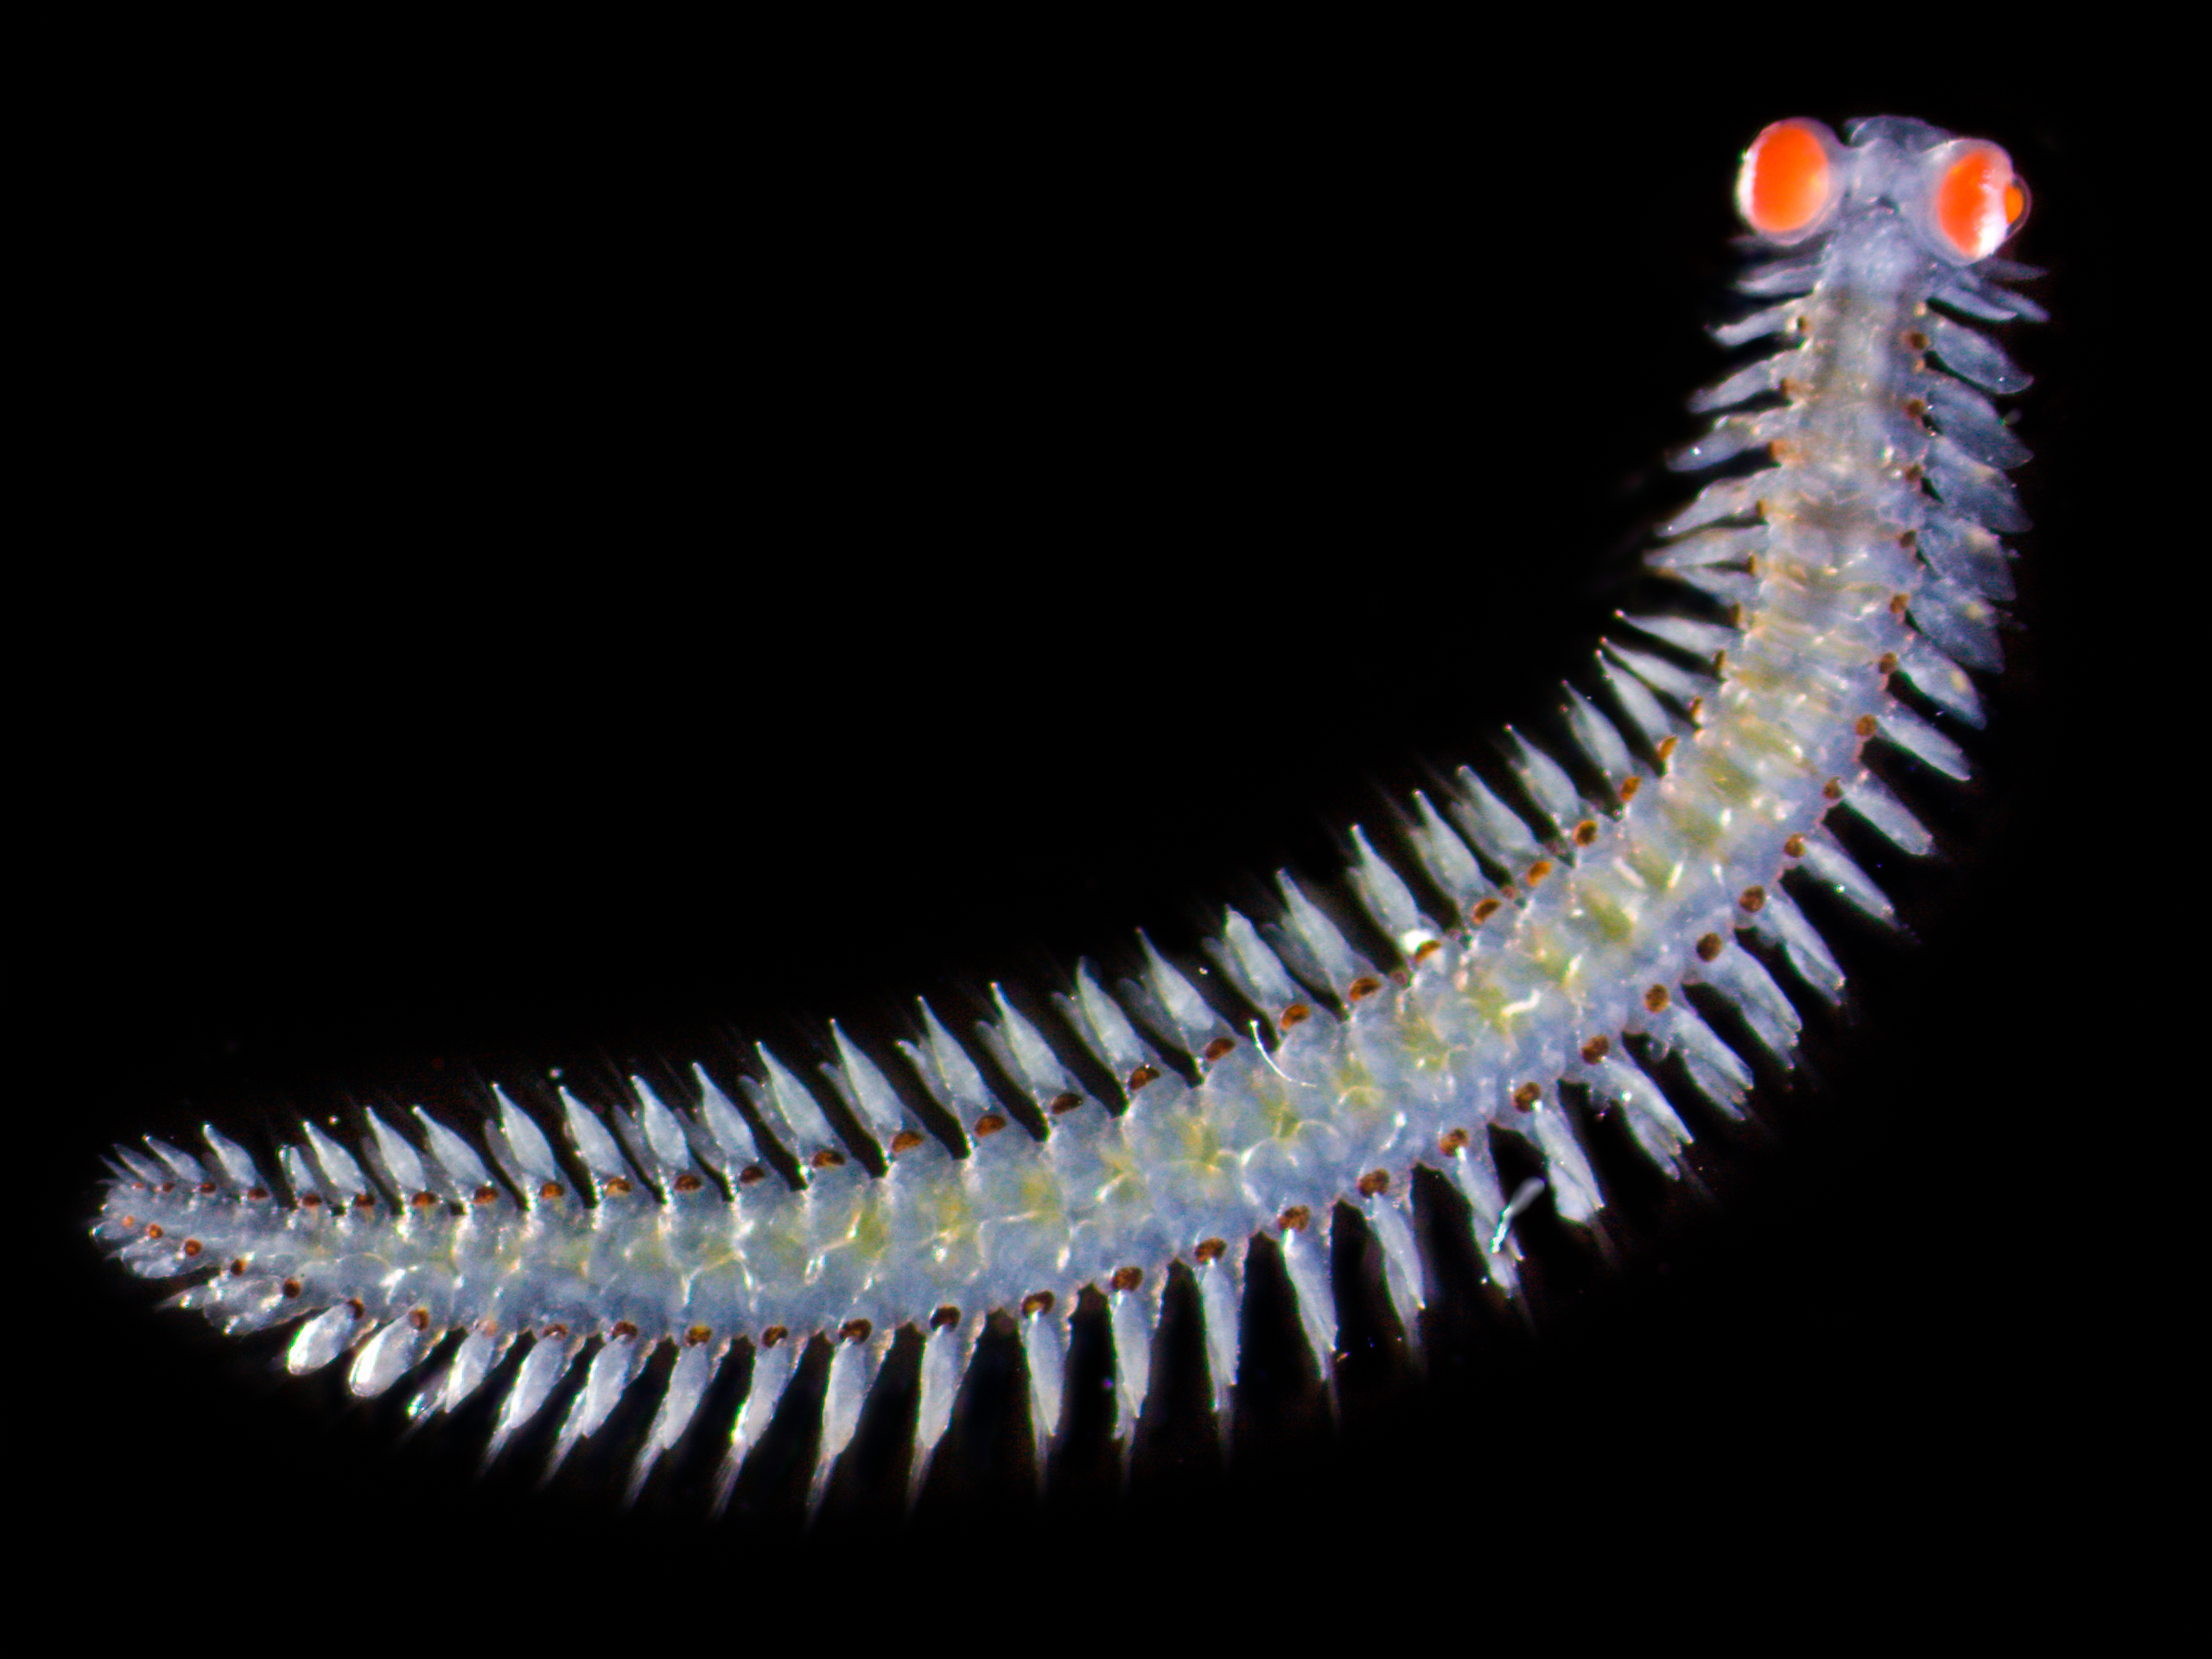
95, 114, 2037, 1512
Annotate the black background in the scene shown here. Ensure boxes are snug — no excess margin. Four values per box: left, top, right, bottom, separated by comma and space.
26, 43, 2142, 1625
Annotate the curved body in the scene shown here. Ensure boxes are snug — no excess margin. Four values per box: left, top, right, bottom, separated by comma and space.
92, 115, 2042, 1513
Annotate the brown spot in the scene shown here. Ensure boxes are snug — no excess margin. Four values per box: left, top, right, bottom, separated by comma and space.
1643, 984, 1672, 1014
673, 1172, 705, 1192
1855, 715, 1879, 739
1412, 938, 1443, 964
1739, 886, 1768, 912
1048, 1092, 1084, 1116
1898, 530, 1918, 550
1711, 651, 1728, 677
810, 1148, 848, 1169
1656, 734, 1680, 765
1438, 1127, 1471, 1155
1471, 897, 1503, 925
1905, 329, 1929, 351
1904, 397, 1927, 419
1280, 1002, 1313, 1031
1783, 833, 1807, 858
1793, 315, 1809, 334
1903, 464, 1923, 486
1278, 1205, 1312, 1234
1822, 777, 1845, 802
1686, 696, 1705, 722
1201, 1037, 1238, 1064
685, 1324, 714, 1346
246, 1185, 270, 1200
613, 1320, 639, 1341
118, 1214, 136, 1228
931, 1305, 961, 1331
1109, 1266, 1144, 1294
1511, 1083, 1541, 1112
410, 1191, 438, 1210
1127, 1062, 1161, 1091
538, 1181, 564, 1201
1020, 1291, 1055, 1318
1357, 1168, 1389, 1198
181, 1238, 202, 1257
346, 1299, 365, 1320
409, 1308, 431, 1332
1779, 376, 1802, 400
1193, 1237, 1228, 1264
1745, 553, 1762, 576
760, 1325, 788, 1349
1580, 1034, 1611, 1064
281, 1278, 302, 1299
543, 1321, 568, 1339
352, 1192, 376, 1211
1877, 652, 1899, 675
738, 1165, 767, 1185
473, 1185, 499, 1206
1766, 438, 1794, 462
299, 1193, 323, 1210
157, 1181, 175, 1195
1526, 860, 1553, 887
228, 1258, 247, 1277
145, 1224, 163, 1239
197, 1179, 217, 1195
603, 1176, 634, 1197
888, 1130, 925, 1155
1347, 976, 1383, 1002
1573, 819, 1599, 847
973, 1113, 1008, 1137
1618, 774, 1643, 802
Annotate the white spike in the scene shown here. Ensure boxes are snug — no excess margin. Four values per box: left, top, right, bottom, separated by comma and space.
1872, 702, 1971, 780
1597, 651, 1675, 748
415, 1326, 510, 1420
1140, 932, 1221, 1051
1108, 1274, 1161, 1452
486, 1333, 582, 1465
1348, 825, 1427, 944
1407, 791, 1487, 909
1275, 872, 1361, 987
754, 1046, 841, 1155
1799, 831, 1896, 925
1503, 728, 1582, 827
364, 1112, 426, 1195
145, 1138, 210, 1185
1364, 1191, 1427, 1342
287, 1305, 360, 1375
1444, 766, 1541, 865
1194, 1251, 1243, 1440
1205, 908, 1303, 1012
692, 1066, 763, 1172
198, 1126, 263, 1188
1020, 1298, 1070, 1486
1562, 686, 1634, 780
493, 1086, 564, 1185
1604, 640, 1710, 707
543, 1332, 649, 1484
1067, 961, 1150, 1078
1279, 1221, 1338, 1381
826, 1021, 906, 1143
350, 1316, 435, 1398
558, 1089, 629, 1184
412, 1109, 497, 1196
302, 1121, 372, 1198
714, 1336, 800, 1515
626, 1339, 721, 1507
809, 1327, 887, 1519
631, 1078, 695, 1172
910, 1316, 976, 1508
1840, 772, 1936, 855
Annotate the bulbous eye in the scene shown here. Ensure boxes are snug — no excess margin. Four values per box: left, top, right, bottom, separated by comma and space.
1736, 118, 1844, 243
1924, 139, 2030, 262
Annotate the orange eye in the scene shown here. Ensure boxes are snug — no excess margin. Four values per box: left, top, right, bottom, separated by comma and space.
1931, 141, 2026, 261
1737, 118, 1839, 241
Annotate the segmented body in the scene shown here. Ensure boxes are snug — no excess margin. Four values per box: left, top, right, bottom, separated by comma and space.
92, 115, 2041, 1515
